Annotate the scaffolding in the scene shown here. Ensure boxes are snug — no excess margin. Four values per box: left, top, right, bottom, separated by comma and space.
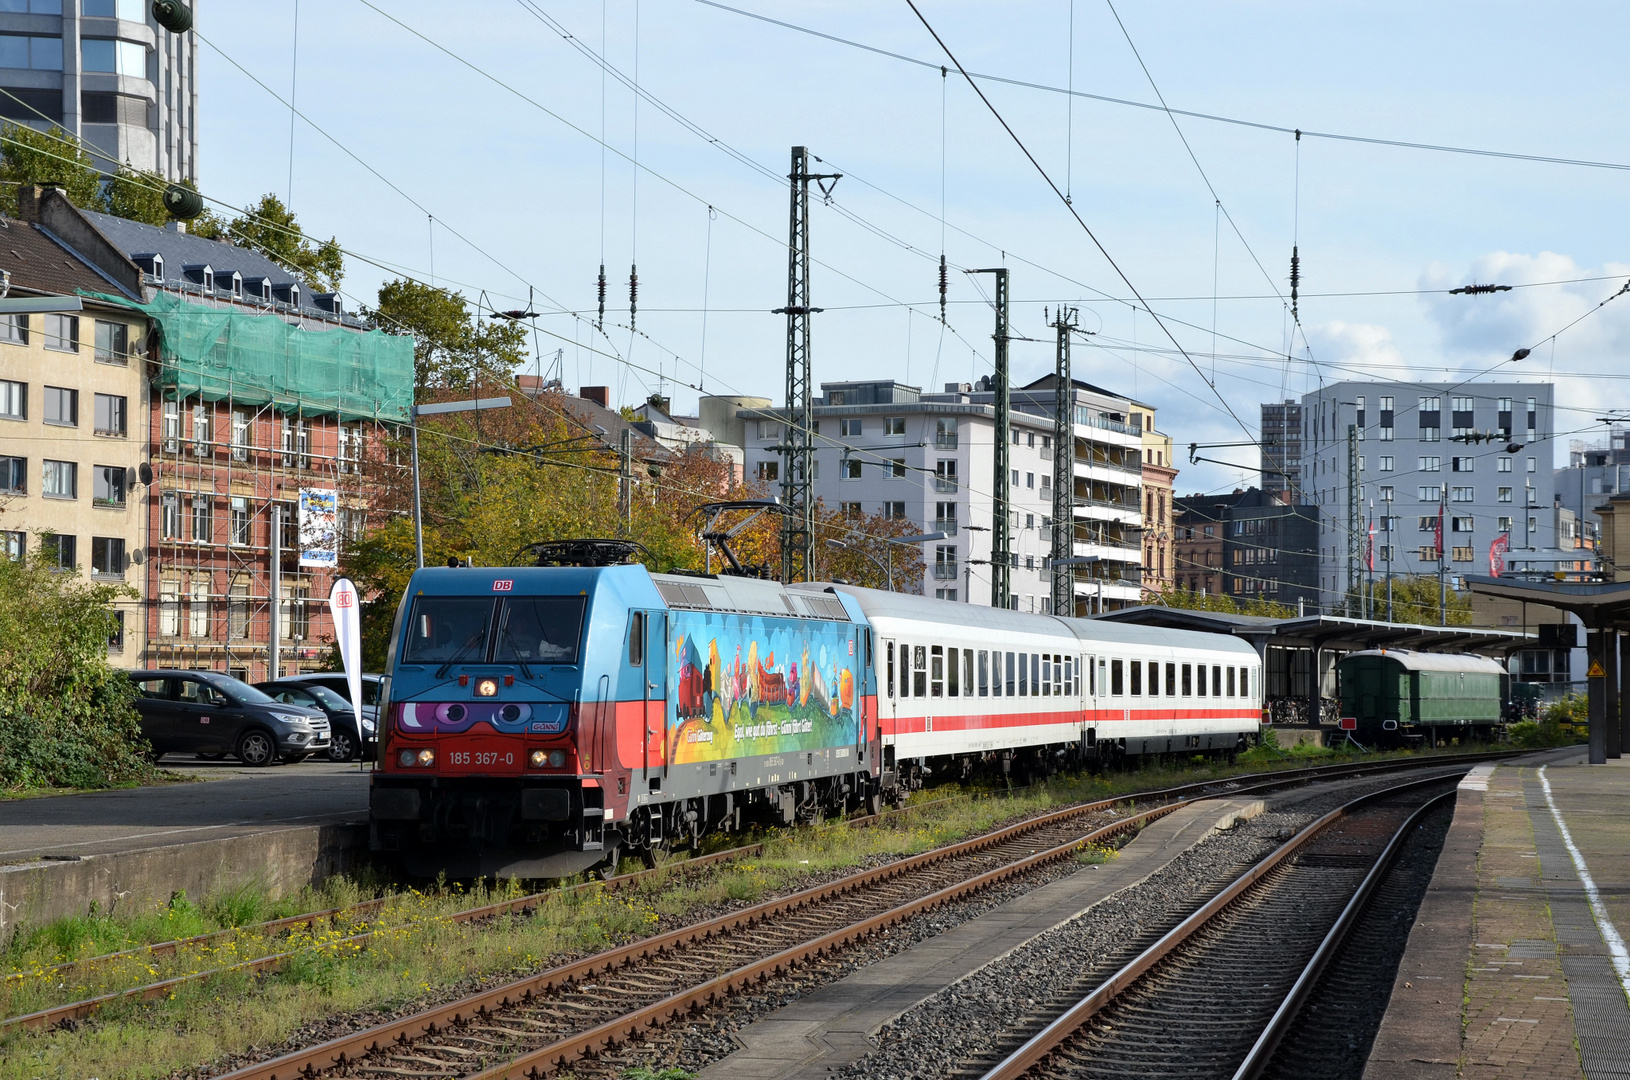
91, 290, 416, 682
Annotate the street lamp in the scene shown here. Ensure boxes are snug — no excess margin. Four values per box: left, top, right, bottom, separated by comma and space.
824, 538, 889, 588
825, 531, 947, 592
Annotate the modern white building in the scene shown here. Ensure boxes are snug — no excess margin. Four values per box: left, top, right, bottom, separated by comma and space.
0, 0, 197, 182
1297, 380, 1556, 612
739, 377, 1154, 612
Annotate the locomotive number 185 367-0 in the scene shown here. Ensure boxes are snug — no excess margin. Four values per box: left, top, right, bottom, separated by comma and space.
446, 750, 513, 767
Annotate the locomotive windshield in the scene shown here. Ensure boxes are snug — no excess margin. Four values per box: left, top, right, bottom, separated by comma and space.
402, 595, 586, 665
494, 597, 585, 664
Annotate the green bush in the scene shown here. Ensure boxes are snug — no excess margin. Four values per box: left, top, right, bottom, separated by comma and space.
1506, 694, 1587, 748
0, 546, 157, 790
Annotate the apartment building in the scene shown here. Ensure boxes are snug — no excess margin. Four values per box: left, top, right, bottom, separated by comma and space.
738, 375, 1152, 613
1138, 403, 1177, 594
1260, 400, 1303, 499
0, 204, 150, 659
1297, 380, 1556, 611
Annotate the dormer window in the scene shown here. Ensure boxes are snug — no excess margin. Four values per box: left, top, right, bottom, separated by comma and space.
312, 293, 343, 316
243, 277, 272, 301
182, 263, 212, 291
227, 271, 242, 298
270, 282, 300, 307
132, 253, 163, 279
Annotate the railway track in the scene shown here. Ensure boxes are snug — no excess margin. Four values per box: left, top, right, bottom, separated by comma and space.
5, 752, 1502, 1061
201, 757, 1486, 1080
973, 773, 1460, 1080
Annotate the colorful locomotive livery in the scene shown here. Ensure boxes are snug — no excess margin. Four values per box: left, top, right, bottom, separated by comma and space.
670, 611, 859, 766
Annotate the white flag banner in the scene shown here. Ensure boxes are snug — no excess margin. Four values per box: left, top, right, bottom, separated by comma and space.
328, 577, 363, 734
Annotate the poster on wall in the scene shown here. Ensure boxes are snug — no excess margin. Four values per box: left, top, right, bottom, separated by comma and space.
298, 487, 338, 568
668, 610, 859, 765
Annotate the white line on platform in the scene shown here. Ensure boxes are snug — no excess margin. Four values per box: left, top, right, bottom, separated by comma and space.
1537, 765, 1630, 1001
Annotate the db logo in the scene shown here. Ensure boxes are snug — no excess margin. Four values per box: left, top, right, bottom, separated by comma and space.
493, 579, 514, 592
335, 592, 354, 608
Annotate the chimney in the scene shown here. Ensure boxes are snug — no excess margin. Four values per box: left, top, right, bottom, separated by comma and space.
14, 183, 63, 223
580, 385, 610, 408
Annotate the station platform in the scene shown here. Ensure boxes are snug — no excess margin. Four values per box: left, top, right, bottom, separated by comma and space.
0, 760, 370, 939
1365, 748, 1630, 1080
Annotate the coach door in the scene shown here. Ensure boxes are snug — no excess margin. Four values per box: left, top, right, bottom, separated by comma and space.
882, 637, 897, 760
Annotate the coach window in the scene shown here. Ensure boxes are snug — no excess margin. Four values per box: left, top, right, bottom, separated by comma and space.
1166, 662, 1177, 697
1197, 665, 1207, 697
978, 650, 990, 695
1182, 663, 1192, 696
963, 650, 974, 698
1032, 654, 1040, 696
1241, 667, 1250, 697
629, 612, 644, 665
1098, 658, 1106, 697
948, 648, 961, 697
1040, 655, 1050, 697
913, 646, 928, 697
1055, 657, 1064, 697
931, 646, 944, 697
887, 643, 895, 698
1065, 657, 1074, 696
1227, 667, 1236, 697
1147, 661, 1160, 697
1006, 652, 1017, 696
1129, 659, 1142, 696
1018, 653, 1028, 696
1213, 666, 1223, 696
1110, 659, 1123, 696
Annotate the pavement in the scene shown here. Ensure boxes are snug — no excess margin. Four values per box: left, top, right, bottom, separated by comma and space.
1365, 747, 1630, 1080
0, 758, 370, 864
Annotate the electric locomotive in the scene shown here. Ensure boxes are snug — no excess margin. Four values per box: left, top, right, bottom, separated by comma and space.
370, 561, 878, 879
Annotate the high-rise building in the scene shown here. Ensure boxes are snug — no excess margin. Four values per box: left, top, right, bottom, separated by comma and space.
737, 376, 1157, 613
1260, 400, 1302, 498
1298, 380, 1555, 613
0, 1, 197, 183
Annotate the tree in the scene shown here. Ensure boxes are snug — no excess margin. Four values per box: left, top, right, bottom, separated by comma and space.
1154, 584, 1295, 618
101, 163, 173, 225
1349, 574, 1472, 626
225, 193, 345, 292
0, 543, 155, 790
368, 279, 529, 392
0, 121, 103, 215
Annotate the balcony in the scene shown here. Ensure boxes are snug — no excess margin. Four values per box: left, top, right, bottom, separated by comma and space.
934, 432, 959, 449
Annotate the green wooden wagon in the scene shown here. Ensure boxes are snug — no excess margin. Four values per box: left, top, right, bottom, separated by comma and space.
1337, 649, 1506, 747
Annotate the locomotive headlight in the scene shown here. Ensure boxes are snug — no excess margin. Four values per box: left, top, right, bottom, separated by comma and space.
417, 748, 436, 767
528, 749, 568, 768
399, 748, 435, 768
548, 750, 566, 768
529, 749, 547, 768
475, 678, 499, 698
398, 749, 416, 767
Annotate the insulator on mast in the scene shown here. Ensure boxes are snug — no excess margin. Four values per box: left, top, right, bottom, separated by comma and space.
938, 254, 948, 323
628, 264, 638, 331
1289, 245, 1301, 322
596, 264, 607, 332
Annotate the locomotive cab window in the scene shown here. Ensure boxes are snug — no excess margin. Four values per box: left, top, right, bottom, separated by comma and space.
404, 597, 493, 663
494, 597, 586, 665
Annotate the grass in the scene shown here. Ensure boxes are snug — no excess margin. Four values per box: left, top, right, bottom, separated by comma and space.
0, 741, 1499, 1080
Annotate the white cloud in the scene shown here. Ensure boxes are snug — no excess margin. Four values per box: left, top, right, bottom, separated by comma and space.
1420, 252, 1630, 360
1303, 320, 1410, 376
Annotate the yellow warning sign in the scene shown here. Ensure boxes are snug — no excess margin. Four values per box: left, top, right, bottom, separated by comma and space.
1589, 660, 1606, 678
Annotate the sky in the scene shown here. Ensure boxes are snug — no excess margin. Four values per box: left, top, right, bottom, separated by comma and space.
197, 1, 1630, 497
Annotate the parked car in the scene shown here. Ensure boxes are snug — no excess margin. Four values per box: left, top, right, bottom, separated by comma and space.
127, 670, 330, 766
255, 679, 374, 762
274, 673, 383, 753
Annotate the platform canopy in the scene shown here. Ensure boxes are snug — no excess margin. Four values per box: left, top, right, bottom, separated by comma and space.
1094, 605, 1533, 657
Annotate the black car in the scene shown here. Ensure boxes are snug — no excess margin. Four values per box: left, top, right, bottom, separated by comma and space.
127, 670, 331, 766
255, 680, 373, 762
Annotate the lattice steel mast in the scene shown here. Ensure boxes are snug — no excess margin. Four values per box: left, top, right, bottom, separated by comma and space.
774, 146, 839, 583
968, 267, 1012, 608
1050, 306, 1078, 616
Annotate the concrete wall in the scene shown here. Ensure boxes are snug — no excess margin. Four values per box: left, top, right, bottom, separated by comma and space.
0, 821, 369, 943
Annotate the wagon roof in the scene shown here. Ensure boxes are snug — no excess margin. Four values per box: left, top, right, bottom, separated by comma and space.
1339, 649, 1506, 675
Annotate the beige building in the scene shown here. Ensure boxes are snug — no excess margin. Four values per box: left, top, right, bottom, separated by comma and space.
0, 213, 150, 662
1135, 402, 1177, 596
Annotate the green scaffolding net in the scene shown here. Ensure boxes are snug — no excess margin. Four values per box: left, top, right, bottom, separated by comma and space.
89, 290, 415, 422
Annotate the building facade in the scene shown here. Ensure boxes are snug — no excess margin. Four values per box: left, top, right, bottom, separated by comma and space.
1297, 380, 1556, 612
0, 0, 197, 182
738, 376, 1153, 613
1260, 399, 1303, 499
0, 200, 150, 661
1137, 402, 1176, 595
1552, 426, 1629, 550
1173, 491, 1241, 598
1223, 487, 1319, 610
